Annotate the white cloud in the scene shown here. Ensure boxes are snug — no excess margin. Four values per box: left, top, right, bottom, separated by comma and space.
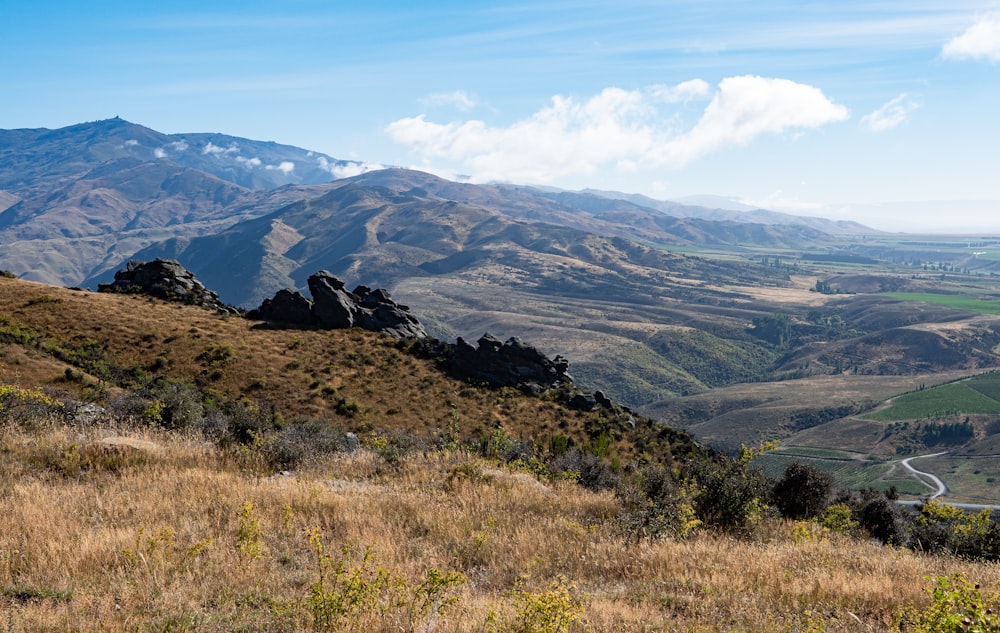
943, 15, 1000, 62
170, 140, 189, 152
386, 77, 848, 184
236, 156, 262, 167
649, 79, 711, 103
154, 147, 167, 159
419, 90, 480, 111
265, 161, 295, 174
123, 139, 139, 147
862, 94, 919, 132
655, 76, 849, 167
317, 156, 385, 179
203, 141, 240, 155
332, 162, 384, 179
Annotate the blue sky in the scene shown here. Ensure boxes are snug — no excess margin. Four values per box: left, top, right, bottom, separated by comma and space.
3, 1, 999, 232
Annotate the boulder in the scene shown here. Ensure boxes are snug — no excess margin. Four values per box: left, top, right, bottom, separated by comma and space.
250, 271, 427, 339
308, 271, 357, 329
98, 259, 238, 314
444, 333, 571, 389
246, 288, 314, 325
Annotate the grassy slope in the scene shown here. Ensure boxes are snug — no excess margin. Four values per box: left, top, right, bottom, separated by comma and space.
5, 278, 1000, 630
0, 278, 619, 455
3, 424, 1000, 632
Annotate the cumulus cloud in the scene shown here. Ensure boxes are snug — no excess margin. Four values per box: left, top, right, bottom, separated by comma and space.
386, 76, 848, 184
123, 139, 139, 147
203, 141, 240, 155
236, 156, 262, 167
943, 15, 1000, 62
655, 76, 849, 166
419, 90, 480, 111
862, 94, 919, 132
154, 147, 167, 159
265, 161, 295, 174
170, 140, 189, 152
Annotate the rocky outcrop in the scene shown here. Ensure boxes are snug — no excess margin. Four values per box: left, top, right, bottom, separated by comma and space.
411, 333, 571, 391
249, 271, 427, 339
98, 259, 239, 314
251, 288, 314, 325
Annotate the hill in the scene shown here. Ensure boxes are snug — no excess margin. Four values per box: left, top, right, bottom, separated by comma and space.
4, 274, 1000, 631
0, 118, 367, 285
0, 275, 694, 467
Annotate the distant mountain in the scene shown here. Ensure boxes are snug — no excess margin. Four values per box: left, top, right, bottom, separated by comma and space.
582, 188, 875, 235
97, 168, 826, 307
0, 118, 377, 284
0, 117, 363, 194
0, 118, 889, 408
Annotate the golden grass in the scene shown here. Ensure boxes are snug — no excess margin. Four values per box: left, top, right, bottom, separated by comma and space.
2, 423, 999, 632
0, 277, 593, 446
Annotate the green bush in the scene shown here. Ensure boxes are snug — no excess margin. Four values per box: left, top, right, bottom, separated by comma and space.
912, 501, 1000, 562
690, 454, 771, 536
894, 574, 1000, 632
615, 464, 700, 542
772, 461, 833, 520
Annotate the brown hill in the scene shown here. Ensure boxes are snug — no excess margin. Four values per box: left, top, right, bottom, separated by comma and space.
0, 276, 687, 463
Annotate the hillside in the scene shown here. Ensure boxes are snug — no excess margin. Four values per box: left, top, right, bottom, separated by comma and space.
0, 276, 694, 466
4, 274, 1000, 631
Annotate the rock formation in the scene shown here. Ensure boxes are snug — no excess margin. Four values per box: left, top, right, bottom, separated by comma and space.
97, 259, 238, 314
248, 271, 427, 339
411, 333, 572, 391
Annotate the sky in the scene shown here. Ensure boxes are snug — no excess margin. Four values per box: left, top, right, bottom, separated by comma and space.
2, 1, 1000, 232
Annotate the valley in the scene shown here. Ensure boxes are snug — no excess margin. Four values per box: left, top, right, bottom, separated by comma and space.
2, 119, 1000, 505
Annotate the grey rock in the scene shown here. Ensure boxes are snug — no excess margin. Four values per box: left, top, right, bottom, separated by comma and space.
445, 333, 571, 390
247, 288, 314, 324
98, 259, 238, 314
250, 271, 427, 339
309, 271, 357, 329
343, 432, 360, 453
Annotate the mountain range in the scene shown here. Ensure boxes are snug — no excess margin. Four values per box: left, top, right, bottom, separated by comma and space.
6, 118, 995, 415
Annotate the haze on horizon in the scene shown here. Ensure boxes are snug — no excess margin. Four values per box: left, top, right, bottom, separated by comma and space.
2, 1, 999, 233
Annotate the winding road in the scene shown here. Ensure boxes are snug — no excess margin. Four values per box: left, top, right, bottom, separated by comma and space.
900, 452, 948, 499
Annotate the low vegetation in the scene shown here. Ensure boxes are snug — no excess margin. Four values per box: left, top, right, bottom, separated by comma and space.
3, 406, 1000, 632
4, 269, 1000, 631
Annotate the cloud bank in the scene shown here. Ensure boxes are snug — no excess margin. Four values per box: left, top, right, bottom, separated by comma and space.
386, 76, 848, 184
943, 15, 1000, 62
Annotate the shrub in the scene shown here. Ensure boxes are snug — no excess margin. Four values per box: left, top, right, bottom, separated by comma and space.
855, 489, 910, 546
772, 461, 833, 520
548, 448, 619, 492
912, 501, 1000, 562
499, 576, 584, 633
894, 574, 1000, 632
263, 419, 350, 471
690, 454, 771, 536
616, 463, 700, 542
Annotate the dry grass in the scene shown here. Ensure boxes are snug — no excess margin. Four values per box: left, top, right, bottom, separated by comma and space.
0, 277, 596, 449
2, 422, 999, 632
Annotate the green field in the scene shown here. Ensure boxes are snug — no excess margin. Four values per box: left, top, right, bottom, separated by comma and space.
863, 377, 1000, 421
884, 292, 1000, 314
